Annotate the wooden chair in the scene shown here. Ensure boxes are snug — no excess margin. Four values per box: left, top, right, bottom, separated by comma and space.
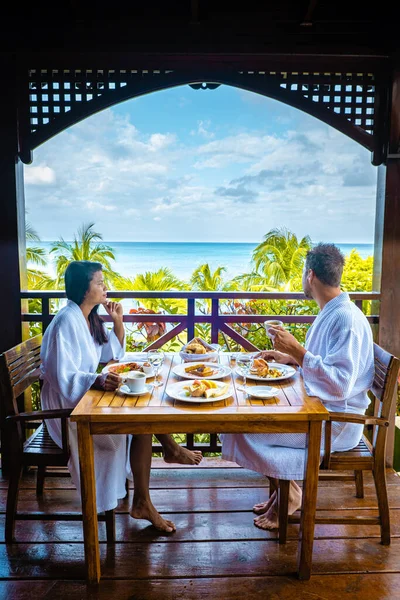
277, 342, 400, 545
0, 335, 115, 543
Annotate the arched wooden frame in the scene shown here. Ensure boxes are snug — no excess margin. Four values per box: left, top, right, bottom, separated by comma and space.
18, 68, 390, 166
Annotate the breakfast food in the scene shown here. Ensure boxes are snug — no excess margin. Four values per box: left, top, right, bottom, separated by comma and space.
183, 380, 229, 399
185, 342, 207, 354
108, 362, 143, 374
184, 364, 216, 377
250, 358, 282, 379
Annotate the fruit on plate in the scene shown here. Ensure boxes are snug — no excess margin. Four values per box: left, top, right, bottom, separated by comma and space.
183, 380, 228, 398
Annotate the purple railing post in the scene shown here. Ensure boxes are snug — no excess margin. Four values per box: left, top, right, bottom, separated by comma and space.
187, 298, 195, 341
42, 297, 51, 332
211, 298, 219, 344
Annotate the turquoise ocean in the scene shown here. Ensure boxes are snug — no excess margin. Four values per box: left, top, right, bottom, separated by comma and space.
36, 241, 374, 280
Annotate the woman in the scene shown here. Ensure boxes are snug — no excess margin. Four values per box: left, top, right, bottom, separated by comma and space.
40, 260, 199, 532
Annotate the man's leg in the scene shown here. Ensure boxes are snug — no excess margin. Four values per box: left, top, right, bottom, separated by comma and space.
156, 434, 203, 465
129, 434, 176, 533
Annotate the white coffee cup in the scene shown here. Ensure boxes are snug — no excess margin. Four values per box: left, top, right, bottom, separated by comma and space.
123, 370, 146, 393
264, 320, 284, 339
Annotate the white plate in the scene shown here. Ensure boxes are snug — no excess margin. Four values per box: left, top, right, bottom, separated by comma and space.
102, 361, 155, 378
245, 385, 277, 399
172, 363, 231, 380
166, 380, 232, 403
119, 383, 153, 396
235, 363, 296, 382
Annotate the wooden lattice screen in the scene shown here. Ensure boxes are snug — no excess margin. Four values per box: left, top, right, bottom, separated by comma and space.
21, 68, 386, 164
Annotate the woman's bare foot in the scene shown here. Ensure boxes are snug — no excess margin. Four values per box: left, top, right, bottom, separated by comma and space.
163, 445, 203, 465
130, 499, 176, 533
253, 481, 302, 531
253, 494, 276, 515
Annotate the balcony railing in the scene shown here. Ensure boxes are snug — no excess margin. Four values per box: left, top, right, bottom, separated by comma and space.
20, 290, 380, 454
21, 290, 380, 351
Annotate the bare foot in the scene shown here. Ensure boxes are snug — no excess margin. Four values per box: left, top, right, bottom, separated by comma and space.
254, 490, 279, 530
130, 499, 176, 533
253, 494, 276, 515
163, 445, 203, 465
253, 481, 302, 531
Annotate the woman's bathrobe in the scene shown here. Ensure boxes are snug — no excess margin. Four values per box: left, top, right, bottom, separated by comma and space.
221, 293, 375, 480
40, 299, 127, 512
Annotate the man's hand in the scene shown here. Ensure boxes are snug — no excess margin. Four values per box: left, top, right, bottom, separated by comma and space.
93, 372, 121, 391
256, 350, 297, 365
268, 326, 307, 366
103, 301, 123, 322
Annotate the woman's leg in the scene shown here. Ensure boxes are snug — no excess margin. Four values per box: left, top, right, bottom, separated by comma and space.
129, 434, 176, 533
155, 434, 202, 465
253, 479, 302, 530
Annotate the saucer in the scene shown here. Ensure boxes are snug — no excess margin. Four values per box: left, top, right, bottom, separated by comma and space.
246, 385, 277, 399
120, 383, 153, 396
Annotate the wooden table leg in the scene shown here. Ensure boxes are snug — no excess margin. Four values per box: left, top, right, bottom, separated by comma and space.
297, 420, 322, 580
77, 420, 101, 584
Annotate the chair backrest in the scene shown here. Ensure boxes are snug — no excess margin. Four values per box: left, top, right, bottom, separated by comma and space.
370, 342, 400, 456
0, 335, 42, 419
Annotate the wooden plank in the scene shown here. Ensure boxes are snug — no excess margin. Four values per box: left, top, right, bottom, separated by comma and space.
3, 508, 400, 544
2, 538, 400, 579
2, 574, 399, 600
3, 481, 400, 515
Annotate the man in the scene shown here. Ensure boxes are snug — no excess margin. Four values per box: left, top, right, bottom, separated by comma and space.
222, 243, 374, 530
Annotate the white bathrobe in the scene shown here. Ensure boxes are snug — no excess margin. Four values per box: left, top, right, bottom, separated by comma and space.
40, 300, 128, 513
222, 292, 375, 480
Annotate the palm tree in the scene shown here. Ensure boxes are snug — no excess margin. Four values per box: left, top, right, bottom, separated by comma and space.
190, 263, 238, 292
113, 268, 187, 313
50, 222, 120, 287
26, 222, 47, 268
251, 227, 312, 290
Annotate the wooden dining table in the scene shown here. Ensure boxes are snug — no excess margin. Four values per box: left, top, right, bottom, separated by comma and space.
70, 352, 329, 584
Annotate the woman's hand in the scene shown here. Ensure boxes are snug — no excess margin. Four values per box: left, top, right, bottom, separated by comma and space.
103, 301, 123, 322
93, 372, 121, 391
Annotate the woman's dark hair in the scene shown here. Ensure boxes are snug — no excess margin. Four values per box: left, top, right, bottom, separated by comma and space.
65, 261, 108, 345
305, 243, 345, 287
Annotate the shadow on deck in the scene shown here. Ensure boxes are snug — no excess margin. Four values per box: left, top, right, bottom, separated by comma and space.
1, 458, 400, 599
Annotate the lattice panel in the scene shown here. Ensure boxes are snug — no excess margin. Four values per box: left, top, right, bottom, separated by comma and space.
28, 68, 171, 133
27, 68, 376, 142
239, 71, 376, 133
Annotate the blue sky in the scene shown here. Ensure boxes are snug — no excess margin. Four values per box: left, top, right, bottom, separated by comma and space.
24, 85, 377, 243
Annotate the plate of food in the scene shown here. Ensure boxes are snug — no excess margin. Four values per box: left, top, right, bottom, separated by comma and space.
236, 358, 296, 382
179, 337, 220, 362
166, 380, 232, 403
102, 361, 155, 378
172, 362, 231, 380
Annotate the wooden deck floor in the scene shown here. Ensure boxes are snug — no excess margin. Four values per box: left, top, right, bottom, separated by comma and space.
1, 459, 400, 600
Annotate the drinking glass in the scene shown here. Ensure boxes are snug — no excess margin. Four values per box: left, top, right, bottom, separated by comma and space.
236, 353, 254, 392
147, 349, 165, 387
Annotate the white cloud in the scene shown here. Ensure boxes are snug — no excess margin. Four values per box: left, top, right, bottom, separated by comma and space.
24, 164, 56, 185
86, 201, 116, 212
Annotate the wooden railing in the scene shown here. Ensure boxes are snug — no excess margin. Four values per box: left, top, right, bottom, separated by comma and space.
21, 290, 380, 352
20, 290, 380, 454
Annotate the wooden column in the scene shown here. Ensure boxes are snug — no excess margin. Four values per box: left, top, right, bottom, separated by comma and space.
375, 68, 400, 466
0, 56, 27, 473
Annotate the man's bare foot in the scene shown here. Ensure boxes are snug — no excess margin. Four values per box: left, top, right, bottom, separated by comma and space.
163, 445, 203, 465
130, 499, 176, 533
253, 481, 302, 531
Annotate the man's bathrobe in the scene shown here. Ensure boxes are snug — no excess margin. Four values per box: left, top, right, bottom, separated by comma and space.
221, 293, 375, 480
40, 300, 127, 512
